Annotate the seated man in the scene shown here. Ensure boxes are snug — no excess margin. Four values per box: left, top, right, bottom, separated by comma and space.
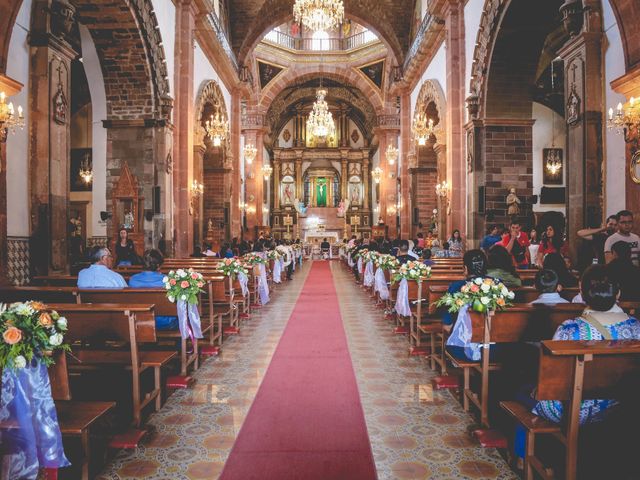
320, 238, 331, 260
78, 246, 128, 288
129, 249, 178, 330
395, 240, 414, 265
423, 249, 435, 266
531, 269, 569, 304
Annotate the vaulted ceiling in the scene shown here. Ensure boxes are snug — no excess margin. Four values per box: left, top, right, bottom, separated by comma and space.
227, 0, 416, 65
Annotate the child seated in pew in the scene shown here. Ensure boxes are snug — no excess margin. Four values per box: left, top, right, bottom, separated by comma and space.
525, 265, 640, 424
532, 269, 569, 304
129, 249, 178, 330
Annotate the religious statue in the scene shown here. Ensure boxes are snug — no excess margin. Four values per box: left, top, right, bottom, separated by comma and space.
337, 199, 350, 217
294, 198, 307, 216
349, 184, 360, 205
283, 183, 294, 204
506, 188, 521, 216
123, 210, 134, 230
207, 218, 213, 232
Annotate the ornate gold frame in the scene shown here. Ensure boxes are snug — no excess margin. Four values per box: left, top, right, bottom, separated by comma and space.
631, 150, 640, 184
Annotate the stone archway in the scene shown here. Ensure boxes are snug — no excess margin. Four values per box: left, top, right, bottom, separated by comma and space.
411, 79, 447, 238
194, 79, 232, 247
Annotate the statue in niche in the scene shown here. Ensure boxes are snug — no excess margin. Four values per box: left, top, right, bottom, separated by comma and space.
283, 183, 294, 204
506, 188, 521, 216
123, 210, 134, 230
350, 184, 360, 205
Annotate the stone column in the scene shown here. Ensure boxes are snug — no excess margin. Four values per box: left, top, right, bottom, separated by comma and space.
295, 155, 303, 200
362, 156, 370, 210
340, 154, 348, 201
443, 0, 467, 235
558, 0, 604, 261
230, 90, 242, 239
242, 129, 264, 238
29, 0, 78, 274
273, 157, 281, 210
400, 93, 412, 239
172, 0, 196, 257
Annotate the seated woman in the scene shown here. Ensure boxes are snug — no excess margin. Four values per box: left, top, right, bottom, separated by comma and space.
442, 249, 488, 326
115, 228, 138, 266
530, 265, 640, 424
487, 245, 522, 288
535, 224, 569, 267
543, 252, 578, 288
129, 249, 178, 330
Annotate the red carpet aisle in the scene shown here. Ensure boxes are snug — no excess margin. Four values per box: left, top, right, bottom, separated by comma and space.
220, 261, 378, 480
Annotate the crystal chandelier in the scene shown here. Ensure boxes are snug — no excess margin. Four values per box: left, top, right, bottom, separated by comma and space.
243, 143, 257, 164
386, 144, 399, 165
262, 164, 273, 180
307, 88, 335, 140
205, 108, 229, 147
371, 167, 383, 184
412, 106, 434, 146
608, 97, 640, 143
293, 0, 344, 33
0, 91, 24, 143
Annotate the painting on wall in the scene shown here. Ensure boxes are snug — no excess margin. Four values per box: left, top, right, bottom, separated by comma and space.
258, 61, 285, 90
543, 148, 563, 185
359, 60, 385, 90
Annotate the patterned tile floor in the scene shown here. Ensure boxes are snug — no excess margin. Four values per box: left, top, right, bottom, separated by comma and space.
98, 261, 517, 479
331, 262, 517, 480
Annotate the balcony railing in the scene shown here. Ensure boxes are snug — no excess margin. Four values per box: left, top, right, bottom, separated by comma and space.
262, 30, 380, 52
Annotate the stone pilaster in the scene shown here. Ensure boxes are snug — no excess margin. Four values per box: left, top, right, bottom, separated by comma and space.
400, 93, 412, 239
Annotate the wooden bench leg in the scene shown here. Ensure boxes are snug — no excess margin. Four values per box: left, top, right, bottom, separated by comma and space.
154, 367, 162, 411
463, 367, 470, 412
525, 431, 535, 480
80, 429, 90, 480
180, 338, 187, 376
430, 334, 436, 370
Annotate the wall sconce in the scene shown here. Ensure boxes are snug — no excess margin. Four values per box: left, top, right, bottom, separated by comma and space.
387, 205, 397, 215
262, 206, 269, 214
372, 167, 383, 184
435, 180, 449, 199
246, 205, 256, 215
204, 108, 228, 147
608, 96, 640, 144
0, 91, 24, 143
261, 164, 273, 180
385, 144, 398, 165
244, 143, 257, 164
190, 179, 204, 199
239, 201, 247, 212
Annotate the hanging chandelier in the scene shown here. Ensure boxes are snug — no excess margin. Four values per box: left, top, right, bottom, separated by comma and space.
205, 109, 229, 147
293, 0, 344, 33
0, 91, 24, 143
307, 88, 335, 140
243, 143, 257, 164
545, 149, 562, 176
79, 154, 93, 184
412, 106, 434, 146
386, 144, 399, 165
608, 96, 640, 143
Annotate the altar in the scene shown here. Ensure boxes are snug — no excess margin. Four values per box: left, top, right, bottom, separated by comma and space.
304, 229, 340, 244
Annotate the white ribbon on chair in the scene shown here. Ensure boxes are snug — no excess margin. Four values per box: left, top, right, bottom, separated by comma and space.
237, 271, 249, 297
348, 254, 354, 268
363, 261, 374, 287
445, 304, 481, 361
258, 263, 270, 305
357, 257, 363, 275
272, 259, 282, 284
374, 267, 390, 300
394, 278, 411, 317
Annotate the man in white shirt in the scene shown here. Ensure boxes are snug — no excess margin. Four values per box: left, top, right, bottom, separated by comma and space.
532, 269, 569, 304
77, 247, 128, 288
604, 210, 640, 266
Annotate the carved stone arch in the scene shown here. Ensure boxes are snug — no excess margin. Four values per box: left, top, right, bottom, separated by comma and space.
414, 79, 446, 145
194, 79, 231, 157
469, 0, 510, 119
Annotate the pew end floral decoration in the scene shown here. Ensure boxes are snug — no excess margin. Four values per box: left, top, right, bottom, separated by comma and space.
354, 248, 369, 260
362, 250, 379, 264
217, 258, 249, 278
163, 268, 205, 305
267, 250, 282, 261
375, 254, 400, 271
243, 252, 268, 265
436, 277, 515, 314
391, 261, 432, 284
0, 301, 71, 370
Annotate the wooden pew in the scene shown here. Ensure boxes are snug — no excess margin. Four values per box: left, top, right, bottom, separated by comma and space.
48, 351, 115, 480
49, 304, 176, 427
0, 286, 78, 304
501, 340, 640, 480
76, 289, 219, 376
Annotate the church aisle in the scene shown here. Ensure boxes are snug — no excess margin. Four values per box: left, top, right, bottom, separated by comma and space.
332, 263, 517, 480
97, 263, 312, 480
219, 260, 377, 479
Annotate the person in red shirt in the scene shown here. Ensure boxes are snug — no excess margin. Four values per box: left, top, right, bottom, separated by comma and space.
497, 218, 530, 268
535, 224, 569, 267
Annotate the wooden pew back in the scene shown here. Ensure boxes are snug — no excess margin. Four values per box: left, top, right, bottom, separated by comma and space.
0, 286, 78, 304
